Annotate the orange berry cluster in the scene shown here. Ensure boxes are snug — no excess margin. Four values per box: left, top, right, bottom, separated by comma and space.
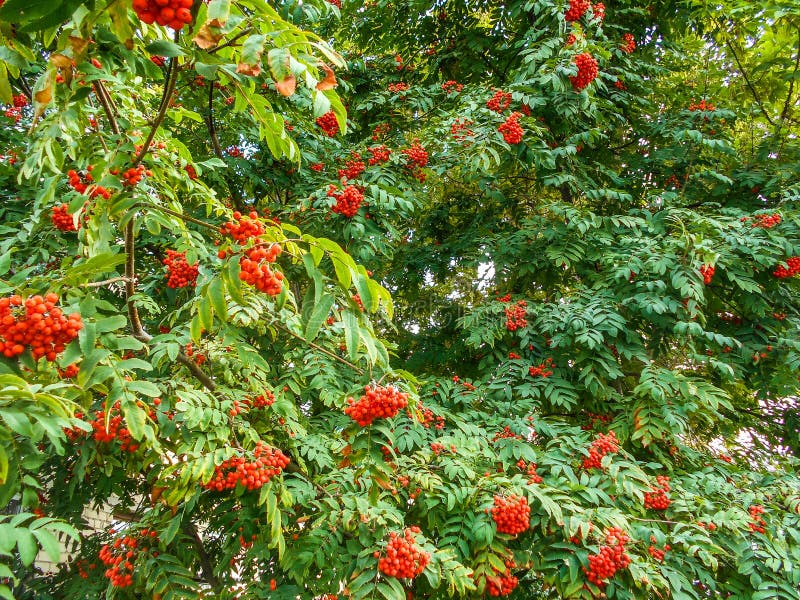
565, 0, 590, 21
388, 82, 410, 94
570, 53, 599, 91
498, 112, 524, 144
402, 140, 428, 182
699, 264, 715, 284
121, 165, 149, 187
185, 342, 206, 365
504, 300, 527, 331
344, 385, 410, 426
648, 537, 670, 562
316, 111, 340, 137
441, 80, 463, 94
239, 244, 284, 295
621, 33, 636, 53
367, 145, 391, 165
67, 168, 111, 199
372, 122, 390, 141
748, 505, 766, 533
486, 90, 512, 113
581, 411, 613, 431
584, 527, 631, 586
773, 256, 800, 278
592, 3, 605, 20
742, 213, 780, 228
451, 118, 475, 142
99, 529, 158, 589
516, 459, 543, 484
221, 210, 265, 244
75, 559, 97, 579
327, 183, 365, 217
529, 358, 554, 378
310, 162, 325, 172
51, 203, 80, 231
229, 390, 276, 416
163, 250, 199, 288
492, 426, 523, 442
337, 153, 366, 180
486, 559, 518, 597
689, 98, 715, 111
90, 402, 139, 452
491, 494, 530, 535
0, 294, 83, 360
58, 363, 80, 378
132, 0, 193, 30
203, 442, 290, 492
582, 431, 619, 470
419, 406, 445, 429
644, 475, 671, 510
377, 527, 430, 579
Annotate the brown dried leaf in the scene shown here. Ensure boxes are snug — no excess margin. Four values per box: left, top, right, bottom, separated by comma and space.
50, 53, 72, 69
34, 82, 52, 106
193, 19, 224, 50
69, 36, 91, 60
316, 64, 337, 91
373, 474, 393, 490
237, 62, 261, 77
275, 74, 296, 97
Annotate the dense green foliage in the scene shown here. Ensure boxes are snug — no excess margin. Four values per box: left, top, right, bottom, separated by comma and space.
1, 1, 800, 599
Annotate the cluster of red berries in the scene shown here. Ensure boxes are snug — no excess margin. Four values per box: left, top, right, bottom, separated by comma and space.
565, 0, 590, 20
184, 164, 197, 179
337, 154, 366, 180
504, 300, 527, 331
58, 363, 80, 378
491, 494, 530, 535
592, 2, 605, 20
163, 250, 199, 288
689, 99, 715, 111
773, 256, 800, 278
584, 527, 631, 586
529, 358, 554, 378
418, 406, 445, 429
226, 145, 243, 157
51, 203, 80, 231
581, 411, 613, 431
516, 459, 543, 484
184, 342, 206, 365
67, 167, 112, 199
99, 529, 158, 588
614, 79, 627, 90
367, 145, 391, 165
328, 0, 341, 6
699, 264, 715, 285
344, 385, 409, 426
648, 538, 671, 562
221, 210, 265, 243
310, 162, 325, 172
621, 33, 636, 53
570, 53, 599, 91
316, 111, 340, 137
644, 475, 671, 510
582, 431, 620, 470
441, 80, 464, 94
132, 0, 193, 30
3, 94, 28, 122
742, 213, 780, 228
0, 294, 83, 361
451, 118, 475, 142
239, 244, 284, 296
486, 90, 512, 113
486, 559, 519, 596
749, 505, 766, 533
498, 112, 524, 144
203, 442, 290, 492
74, 559, 97, 579
388, 82, 410, 94
376, 527, 430, 579
402, 140, 428, 173
372, 122, 390, 141
90, 402, 139, 452
492, 426, 523, 442
327, 183, 365, 217
121, 165, 149, 187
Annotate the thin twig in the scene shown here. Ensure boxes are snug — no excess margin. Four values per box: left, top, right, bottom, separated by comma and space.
83, 276, 132, 288
206, 81, 224, 158
207, 27, 254, 55
142, 203, 221, 231
273, 322, 365, 375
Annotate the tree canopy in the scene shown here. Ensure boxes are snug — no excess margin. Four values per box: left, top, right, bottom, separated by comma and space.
1, 1, 800, 599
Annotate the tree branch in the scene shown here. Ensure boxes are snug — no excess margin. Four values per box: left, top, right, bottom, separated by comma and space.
273, 322, 365, 375
183, 522, 223, 594
724, 38, 776, 127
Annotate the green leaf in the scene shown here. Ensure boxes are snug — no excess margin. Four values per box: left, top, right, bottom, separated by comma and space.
145, 41, 185, 58
16, 530, 37, 566
304, 293, 335, 342
343, 310, 359, 362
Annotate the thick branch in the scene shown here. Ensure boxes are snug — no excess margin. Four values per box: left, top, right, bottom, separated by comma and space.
183, 522, 223, 593
132, 48, 181, 166
176, 352, 217, 392
94, 81, 121, 136
124, 221, 147, 339
725, 38, 776, 127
